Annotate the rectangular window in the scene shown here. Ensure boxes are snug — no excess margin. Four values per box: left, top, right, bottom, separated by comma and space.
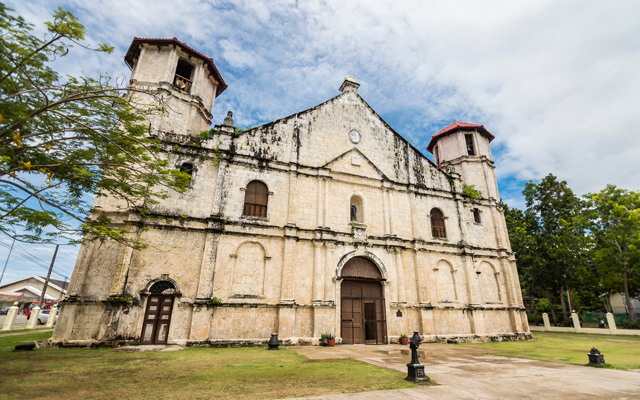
473, 209, 481, 224
465, 134, 475, 156
434, 145, 440, 164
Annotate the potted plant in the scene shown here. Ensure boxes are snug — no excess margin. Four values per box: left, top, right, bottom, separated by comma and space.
321, 333, 336, 347
320, 333, 328, 346
399, 334, 409, 345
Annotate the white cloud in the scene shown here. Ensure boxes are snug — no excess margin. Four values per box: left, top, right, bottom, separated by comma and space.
2, 0, 639, 267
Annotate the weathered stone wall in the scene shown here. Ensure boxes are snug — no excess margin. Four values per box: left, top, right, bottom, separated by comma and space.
52, 51, 529, 347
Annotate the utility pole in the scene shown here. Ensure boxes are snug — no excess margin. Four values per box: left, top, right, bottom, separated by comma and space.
39, 245, 59, 308
0, 238, 16, 285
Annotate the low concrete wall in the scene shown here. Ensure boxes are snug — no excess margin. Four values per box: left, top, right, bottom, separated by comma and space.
531, 312, 640, 336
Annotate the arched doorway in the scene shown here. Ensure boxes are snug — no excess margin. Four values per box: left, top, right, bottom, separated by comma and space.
340, 257, 387, 344
140, 281, 176, 345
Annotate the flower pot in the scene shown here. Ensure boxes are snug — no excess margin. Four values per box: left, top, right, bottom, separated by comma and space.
400, 338, 408, 345
327, 339, 335, 347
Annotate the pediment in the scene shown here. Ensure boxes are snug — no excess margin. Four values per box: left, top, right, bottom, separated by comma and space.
323, 148, 387, 181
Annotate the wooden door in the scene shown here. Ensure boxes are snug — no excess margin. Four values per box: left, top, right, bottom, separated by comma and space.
141, 295, 174, 345
341, 280, 386, 344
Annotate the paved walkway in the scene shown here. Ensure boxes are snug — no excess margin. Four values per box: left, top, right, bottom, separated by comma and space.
0, 328, 53, 338
0, 314, 29, 328
286, 343, 640, 399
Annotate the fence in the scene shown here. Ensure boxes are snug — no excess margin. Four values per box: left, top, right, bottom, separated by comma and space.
528, 312, 640, 336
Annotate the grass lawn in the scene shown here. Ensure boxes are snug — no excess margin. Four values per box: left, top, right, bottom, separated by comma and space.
458, 331, 640, 370
0, 332, 416, 400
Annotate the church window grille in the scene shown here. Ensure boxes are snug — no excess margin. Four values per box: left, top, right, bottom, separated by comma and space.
430, 208, 447, 239
243, 181, 268, 218
465, 134, 475, 156
149, 281, 176, 294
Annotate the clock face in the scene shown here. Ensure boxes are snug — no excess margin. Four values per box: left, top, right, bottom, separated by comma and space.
348, 129, 361, 144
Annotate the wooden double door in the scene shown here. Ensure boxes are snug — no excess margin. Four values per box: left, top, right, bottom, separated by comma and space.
341, 280, 387, 344
140, 294, 174, 344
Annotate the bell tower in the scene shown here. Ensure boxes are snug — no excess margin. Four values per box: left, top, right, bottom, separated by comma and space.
427, 120, 499, 200
124, 37, 227, 136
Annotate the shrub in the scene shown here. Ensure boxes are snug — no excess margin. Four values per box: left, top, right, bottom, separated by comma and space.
321, 333, 335, 340
462, 184, 482, 199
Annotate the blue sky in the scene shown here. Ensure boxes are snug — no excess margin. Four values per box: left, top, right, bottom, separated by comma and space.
2, 0, 639, 284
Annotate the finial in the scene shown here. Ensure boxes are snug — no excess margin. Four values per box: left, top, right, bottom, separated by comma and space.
223, 111, 234, 127
339, 76, 360, 93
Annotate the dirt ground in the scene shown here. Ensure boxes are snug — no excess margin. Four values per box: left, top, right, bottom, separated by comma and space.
286, 343, 640, 399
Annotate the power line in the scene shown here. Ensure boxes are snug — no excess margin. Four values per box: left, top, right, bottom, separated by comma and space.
0, 240, 70, 280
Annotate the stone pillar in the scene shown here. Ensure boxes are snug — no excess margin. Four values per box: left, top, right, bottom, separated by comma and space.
2, 302, 19, 331
26, 306, 40, 329
571, 312, 581, 333
542, 313, 551, 331
195, 231, 219, 300
324, 243, 335, 303
323, 179, 329, 228
412, 249, 425, 304
382, 188, 390, 235
210, 159, 229, 216
388, 191, 396, 236
395, 250, 406, 304
164, 44, 178, 82
67, 243, 96, 297
312, 242, 323, 304
45, 307, 58, 328
316, 178, 322, 228
606, 312, 617, 334
387, 252, 398, 307
277, 307, 297, 341
420, 308, 435, 336
280, 236, 297, 303
109, 236, 135, 296
286, 167, 298, 224
498, 258, 520, 333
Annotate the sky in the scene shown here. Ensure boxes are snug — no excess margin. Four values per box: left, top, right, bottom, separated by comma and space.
1, 0, 639, 285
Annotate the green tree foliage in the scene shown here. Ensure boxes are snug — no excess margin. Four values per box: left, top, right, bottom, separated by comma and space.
0, 4, 189, 246
583, 185, 640, 321
517, 174, 583, 324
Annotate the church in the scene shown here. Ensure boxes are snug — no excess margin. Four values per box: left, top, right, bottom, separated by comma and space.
52, 37, 530, 346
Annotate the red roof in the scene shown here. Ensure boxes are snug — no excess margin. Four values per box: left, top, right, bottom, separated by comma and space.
426, 120, 494, 153
124, 37, 227, 97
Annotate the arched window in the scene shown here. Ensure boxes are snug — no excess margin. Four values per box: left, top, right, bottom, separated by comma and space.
430, 208, 447, 239
350, 195, 364, 223
243, 181, 268, 218
149, 281, 176, 294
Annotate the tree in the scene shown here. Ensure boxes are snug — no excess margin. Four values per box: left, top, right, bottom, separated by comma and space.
0, 4, 189, 246
503, 203, 540, 321
584, 185, 640, 321
521, 174, 583, 324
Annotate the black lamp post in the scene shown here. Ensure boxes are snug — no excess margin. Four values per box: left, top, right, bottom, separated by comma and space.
405, 331, 429, 382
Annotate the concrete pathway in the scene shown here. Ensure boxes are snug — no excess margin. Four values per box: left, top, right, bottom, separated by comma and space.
0, 328, 53, 338
286, 343, 640, 399
0, 314, 29, 328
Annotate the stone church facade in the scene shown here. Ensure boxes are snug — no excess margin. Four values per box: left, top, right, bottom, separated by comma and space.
52, 37, 530, 346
